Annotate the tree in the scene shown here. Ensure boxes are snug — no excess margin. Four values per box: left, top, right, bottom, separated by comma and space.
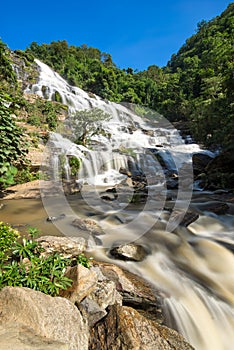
68, 108, 111, 145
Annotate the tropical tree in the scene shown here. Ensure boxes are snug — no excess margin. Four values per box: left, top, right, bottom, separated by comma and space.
67, 108, 111, 145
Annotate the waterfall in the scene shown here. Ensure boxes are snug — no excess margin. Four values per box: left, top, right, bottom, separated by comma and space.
26, 58, 208, 187
24, 59, 234, 350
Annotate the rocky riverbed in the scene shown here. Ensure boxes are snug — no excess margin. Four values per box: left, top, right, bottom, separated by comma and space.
0, 236, 194, 350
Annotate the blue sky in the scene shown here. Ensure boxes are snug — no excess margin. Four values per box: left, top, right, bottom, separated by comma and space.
0, 0, 231, 70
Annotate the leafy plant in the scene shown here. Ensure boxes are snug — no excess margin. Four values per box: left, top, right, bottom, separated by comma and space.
0, 94, 28, 189
76, 253, 92, 268
0, 223, 92, 296
68, 156, 81, 177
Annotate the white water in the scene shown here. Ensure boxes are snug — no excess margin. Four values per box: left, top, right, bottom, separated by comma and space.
24, 59, 234, 350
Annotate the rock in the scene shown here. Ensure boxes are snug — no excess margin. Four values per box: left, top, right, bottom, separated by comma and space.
101, 195, 115, 201
0, 286, 89, 350
166, 177, 178, 190
72, 218, 104, 235
87, 280, 122, 309
109, 243, 147, 261
46, 213, 66, 222
142, 129, 154, 136
80, 280, 122, 326
119, 167, 132, 177
80, 298, 107, 327
205, 149, 234, 189
2, 180, 41, 199
0, 323, 68, 350
62, 179, 80, 195
94, 262, 163, 323
178, 210, 199, 227
36, 235, 87, 258
59, 264, 98, 303
89, 304, 195, 350
193, 201, 230, 215
192, 153, 213, 176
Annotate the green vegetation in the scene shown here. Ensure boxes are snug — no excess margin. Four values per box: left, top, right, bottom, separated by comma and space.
0, 93, 28, 189
67, 108, 111, 145
26, 3, 234, 149
0, 223, 91, 296
26, 98, 62, 130
0, 39, 68, 190
68, 156, 82, 177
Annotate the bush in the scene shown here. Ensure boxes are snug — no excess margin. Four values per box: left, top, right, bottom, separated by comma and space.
0, 223, 91, 296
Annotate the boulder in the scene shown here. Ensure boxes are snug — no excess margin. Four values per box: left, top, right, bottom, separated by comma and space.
192, 153, 213, 176
36, 235, 87, 258
0, 286, 89, 350
205, 149, 234, 189
87, 280, 122, 309
94, 262, 163, 323
59, 264, 98, 303
72, 218, 104, 235
80, 280, 122, 326
89, 304, 195, 350
0, 323, 68, 350
109, 243, 147, 261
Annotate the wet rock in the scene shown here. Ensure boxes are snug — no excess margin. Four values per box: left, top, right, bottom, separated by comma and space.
192, 153, 213, 176
106, 187, 117, 193
142, 129, 155, 137
72, 218, 104, 236
101, 195, 115, 201
194, 201, 230, 215
205, 149, 234, 190
109, 243, 147, 261
62, 179, 80, 195
179, 210, 199, 227
89, 304, 195, 350
46, 213, 66, 222
59, 264, 98, 303
166, 177, 178, 190
0, 286, 89, 350
119, 167, 132, 177
36, 235, 87, 258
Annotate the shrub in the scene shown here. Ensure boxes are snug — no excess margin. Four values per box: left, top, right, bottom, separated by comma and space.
0, 223, 91, 296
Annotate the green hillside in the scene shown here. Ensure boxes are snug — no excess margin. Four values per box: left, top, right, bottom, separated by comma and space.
25, 3, 234, 149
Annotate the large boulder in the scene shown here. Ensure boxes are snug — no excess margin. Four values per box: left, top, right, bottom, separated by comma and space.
89, 304, 195, 350
0, 323, 68, 350
0, 286, 89, 350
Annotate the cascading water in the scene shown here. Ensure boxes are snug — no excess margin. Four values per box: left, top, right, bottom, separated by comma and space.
24, 59, 234, 350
